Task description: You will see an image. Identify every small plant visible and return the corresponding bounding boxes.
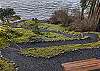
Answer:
[0,57,16,71]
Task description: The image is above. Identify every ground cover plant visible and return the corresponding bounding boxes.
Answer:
[20,40,100,58]
[0,26,12,49]
[17,20,90,42]
[0,25,37,49]
[0,57,15,71]
[34,32,90,41]
[17,20,69,33]
[11,28,36,43]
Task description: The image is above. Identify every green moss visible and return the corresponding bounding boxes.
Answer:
[21,41,100,58]
[0,58,16,71]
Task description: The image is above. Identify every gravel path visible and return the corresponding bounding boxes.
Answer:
[1,47,100,71]
[10,33,98,49]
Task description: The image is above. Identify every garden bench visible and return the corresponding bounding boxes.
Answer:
[62,58,100,71]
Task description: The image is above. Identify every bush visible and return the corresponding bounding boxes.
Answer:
[49,9,72,26]
[69,18,97,32]
[12,28,36,43]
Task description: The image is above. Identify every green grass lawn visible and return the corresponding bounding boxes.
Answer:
[20,41,100,58]
[0,58,16,71]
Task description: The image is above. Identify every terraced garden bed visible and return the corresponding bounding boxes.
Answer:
[1,20,100,71]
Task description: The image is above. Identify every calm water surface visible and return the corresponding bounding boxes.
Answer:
[0,0,79,20]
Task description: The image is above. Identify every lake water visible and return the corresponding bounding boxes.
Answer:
[0,0,79,20]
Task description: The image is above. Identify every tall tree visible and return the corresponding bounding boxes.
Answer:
[80,0,88,19]
[80,0,99,18]
[80,0,100,23]
[0,8,5,23]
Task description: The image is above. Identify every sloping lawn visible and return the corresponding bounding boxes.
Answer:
[20,41,100,58]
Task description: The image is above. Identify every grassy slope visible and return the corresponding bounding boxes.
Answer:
[0,20,99,58]
[17,20,69,33]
